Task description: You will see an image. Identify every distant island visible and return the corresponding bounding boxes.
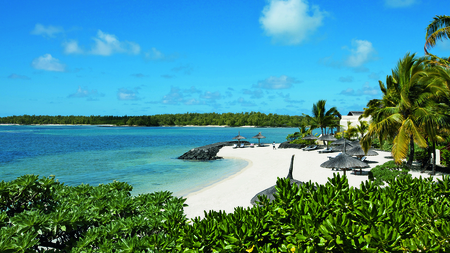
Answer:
[0,112,307,127]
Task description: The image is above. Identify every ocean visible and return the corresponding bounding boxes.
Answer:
[0,125,300,196]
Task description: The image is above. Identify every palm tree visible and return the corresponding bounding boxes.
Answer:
[356,120,369,140]
[303,100,340,136]
[420,65,450,173]
[361,53,442,166]
[424,15,450,67]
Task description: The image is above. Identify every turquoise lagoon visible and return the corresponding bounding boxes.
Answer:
[0,125,299,196]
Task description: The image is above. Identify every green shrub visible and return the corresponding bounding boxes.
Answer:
[371,138,381,148]
[290,138,310,145]
[3,174,450,252]
[369,160,411,186]
[441,149,450,166]
[0,175,187,252]
[381,141,393,151]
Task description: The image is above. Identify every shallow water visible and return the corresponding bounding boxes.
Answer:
[0,125,299,196]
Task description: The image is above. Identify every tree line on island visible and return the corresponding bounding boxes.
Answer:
[0,112,308,127]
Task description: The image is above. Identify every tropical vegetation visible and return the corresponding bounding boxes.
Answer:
[360,52,450,173]
[303,100,340,135]
[2,174,450,252]
[0,112,306,127]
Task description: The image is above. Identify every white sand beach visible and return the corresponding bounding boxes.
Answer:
[183,144,442,219]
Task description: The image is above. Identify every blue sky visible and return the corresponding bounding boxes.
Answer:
[2,0,449,117]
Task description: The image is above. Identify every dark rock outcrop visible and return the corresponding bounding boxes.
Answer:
[178,141,249,160]
[277,141,307,149]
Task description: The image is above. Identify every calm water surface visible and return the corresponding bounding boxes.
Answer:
[0,125,297,196]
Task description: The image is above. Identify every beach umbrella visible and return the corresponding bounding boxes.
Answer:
[302,135,318,140]
[346,145,379,160]
[302,135,318,145]
[320,153,369,175]
[232,131,246,146]
[331,138,352,146]
[318,134,337,148]
[252,132,266,146]
[250,155,307,205]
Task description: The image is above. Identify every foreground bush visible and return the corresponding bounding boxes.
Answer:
[1,174,450,252]
[0,175,187,252]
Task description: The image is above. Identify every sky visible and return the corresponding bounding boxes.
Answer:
[2,0,450,117]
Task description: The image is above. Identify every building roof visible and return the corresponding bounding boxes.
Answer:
[347,111,364,116]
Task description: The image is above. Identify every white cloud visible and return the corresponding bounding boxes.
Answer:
[31,23,63,38]
[384,0,418,8]
[340,82,379,96]
[131,73,147,78]
[8,74,30,80]
[345,40,377,67]
[162,87,184,105]
[117,88,140,100]
[63,40,83,54]
[145,47,179,61]
[235,97,256,107]
[159,86,221,106]
[201,91,221,100]
[171,64,193,75]
[91,30,140,56]
[338,76,354,82]
[259,0,326,44]
[253,75,300,89]
[68,86,105,100]
[31,54,66,72]
[243,89,264,99]
[278,92,305,104]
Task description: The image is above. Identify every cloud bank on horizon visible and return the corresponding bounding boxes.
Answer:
[1,0,448,117]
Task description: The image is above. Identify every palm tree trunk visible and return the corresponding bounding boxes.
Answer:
[406,135,415,167]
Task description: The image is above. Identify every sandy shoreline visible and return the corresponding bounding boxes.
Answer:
[183,144,443,219]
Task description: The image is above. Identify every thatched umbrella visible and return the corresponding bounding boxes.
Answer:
[346,145,379,160]
[250,155,306,204]
[318,134,337,148]
[252,132,266,146]
[302,135,318,145]
[320,153,369,175]
[232,131,246,146]
[332,138,352,146]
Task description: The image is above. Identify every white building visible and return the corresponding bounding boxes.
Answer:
[339,111,371,131]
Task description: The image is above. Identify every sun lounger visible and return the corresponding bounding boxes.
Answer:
[361,156,367,162]
[319,147,333,153]
[327,152,342,160]
[302,145,314,151]
[233,144,237,149]
[240,143,245,148]
[250,143,254,148]
[304,145,318,151]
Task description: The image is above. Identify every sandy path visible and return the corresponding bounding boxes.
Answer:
[183,144,438,219]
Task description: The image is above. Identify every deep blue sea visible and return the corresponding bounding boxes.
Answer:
[0,125,300,196]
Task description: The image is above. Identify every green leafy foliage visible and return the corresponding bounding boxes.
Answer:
[0,175,187,252]
[441,149,450,166]
[2,174,450,252]
[368,161,411,186]
[0,112,305,127]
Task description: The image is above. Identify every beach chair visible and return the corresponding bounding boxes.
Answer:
[233,144,237,149]
[305,145,318,151]
[327,152,342,160]
[319,147,333,153]
[302,145,313,151]
[361,156,367,162]
[250,143,254,148]
[240,143,245,148]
